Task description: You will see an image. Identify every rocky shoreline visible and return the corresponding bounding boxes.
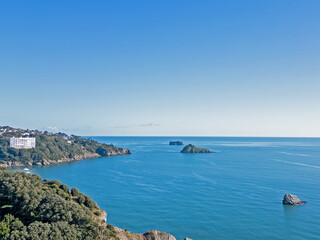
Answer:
[94,203,178,240]
[0,149,131,168]
[114,227,176,240]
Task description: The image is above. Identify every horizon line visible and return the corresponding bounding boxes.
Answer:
[82,135,320,138]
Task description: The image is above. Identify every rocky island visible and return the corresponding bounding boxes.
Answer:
[169,141,184,145]
[180,144,213,153]
[0,167,176,240]
[282,194,306,205]
[0,126,131,167]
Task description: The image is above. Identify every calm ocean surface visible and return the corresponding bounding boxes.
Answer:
[13,137,320,240]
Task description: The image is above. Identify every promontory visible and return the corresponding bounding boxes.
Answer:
[0,167,176,240]
[180,144,213,153]
[0,126,131,167]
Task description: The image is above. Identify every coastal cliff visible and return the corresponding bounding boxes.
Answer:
[0,168,176,240]
[0,126,131,167]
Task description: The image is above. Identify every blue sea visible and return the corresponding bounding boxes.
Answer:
[13,137,320,239]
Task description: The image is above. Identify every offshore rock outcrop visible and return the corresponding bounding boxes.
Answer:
[283,194,306,205]
[169,141,184,145]
[180,144,213,153]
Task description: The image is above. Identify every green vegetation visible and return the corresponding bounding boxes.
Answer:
[0,167,119,240]
[0,126,131,166]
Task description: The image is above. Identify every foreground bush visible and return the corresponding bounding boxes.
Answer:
[0,167,118,240]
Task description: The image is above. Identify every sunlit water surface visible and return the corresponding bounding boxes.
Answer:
[13,137,320,240]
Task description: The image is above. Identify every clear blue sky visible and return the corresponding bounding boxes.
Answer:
[1,0,319,136]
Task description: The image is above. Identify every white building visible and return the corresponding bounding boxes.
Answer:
[10,137,36,149]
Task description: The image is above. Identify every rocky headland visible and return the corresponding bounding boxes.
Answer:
[0,168,177,240]
[0,126,132,167]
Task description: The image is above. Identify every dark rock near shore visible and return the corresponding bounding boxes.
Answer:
[144,230,176,240]
[181,144,213,153]
[283,194,306,205]
[169,141,184,145]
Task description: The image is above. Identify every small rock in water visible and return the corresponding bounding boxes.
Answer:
[282,194,306,205]
[184,238,193,240]
[169,141,184,145]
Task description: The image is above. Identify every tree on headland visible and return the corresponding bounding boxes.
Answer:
[71,187,80,197]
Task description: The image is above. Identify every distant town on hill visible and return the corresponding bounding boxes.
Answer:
[0,126,131,167]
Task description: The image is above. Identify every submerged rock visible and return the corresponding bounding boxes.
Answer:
[180,144,213,153]
[283,194,306,205]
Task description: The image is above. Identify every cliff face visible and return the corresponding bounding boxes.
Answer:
[99,210,108,224]
[180,144,213,153]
